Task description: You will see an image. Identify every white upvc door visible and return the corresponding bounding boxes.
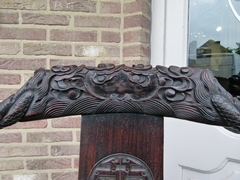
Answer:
[151,0,240,180]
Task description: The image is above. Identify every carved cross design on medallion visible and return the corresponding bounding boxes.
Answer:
[88,153,154,180]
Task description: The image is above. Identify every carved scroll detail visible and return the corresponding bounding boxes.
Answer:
[0,64,240,130]
[88,153,154,180]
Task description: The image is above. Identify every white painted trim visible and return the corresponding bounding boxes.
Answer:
[150,0,166,66]
[151,1,190,180]
[216,126,240,139]
[228,0,240,22]
[151,0,189,67]
[151,1,240,180]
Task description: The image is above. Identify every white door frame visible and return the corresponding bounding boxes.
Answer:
[151,0,189,67]
[151,1,240,179]
[151,1,190,179]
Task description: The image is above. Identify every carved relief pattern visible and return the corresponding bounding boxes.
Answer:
[181,158,240,180]
[88,153,154,180]
[0,64,240,131]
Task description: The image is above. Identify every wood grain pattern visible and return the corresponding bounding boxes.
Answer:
[78,113,163,180]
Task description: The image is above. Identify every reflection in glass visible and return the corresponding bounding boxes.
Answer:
[188,0,240,96]
[228,0,240,22]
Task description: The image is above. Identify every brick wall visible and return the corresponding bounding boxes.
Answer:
[0,0,151,179]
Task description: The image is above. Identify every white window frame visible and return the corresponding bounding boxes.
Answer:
[151,0,189,67]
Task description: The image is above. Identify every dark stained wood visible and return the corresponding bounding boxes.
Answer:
[1,64,240,178]
[78,113,164,180]
[1,64,239,132]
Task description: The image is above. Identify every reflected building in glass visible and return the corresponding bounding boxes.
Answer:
[188,0,240,96]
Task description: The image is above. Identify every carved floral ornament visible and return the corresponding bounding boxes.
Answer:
[0,63,240,131]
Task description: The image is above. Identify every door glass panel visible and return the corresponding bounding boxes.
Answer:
[188,0,240,97]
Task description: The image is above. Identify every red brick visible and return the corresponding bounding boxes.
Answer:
[0,42,20,55]
[124,0,150,15]
[124,30,150,43]
[142,15,151,30]
[26,158,71,170]
[99,59,121,65]
[51,145,79,156]
[106,46,121,57]
[0,145,48,157]
[0,12,19,24]
[0,132,22,143]
[50,0,96,12]
[123,59,149,66]
[75,45,120,57]
[0,58,46,70]
[0,160,23,171]
[74,157,79,168]
[23,43,72,56]
[124,15,150,29]
[123,44,149,57]
[0,74,21,85]
[0,0,47,10]
[22,13,70,25]
[101,31,121,43]
[0,27,46,40]
[75,45,104,57]
[0,88,18,100]
[6,120,48,129]
[23,73,34,83]
[2,173,48,180]
[50,59,95,67]
[52,116,81,128]
[27,131,72,143]
[51,171,78,180]
[76,131,80,142]
[75,16,121,28]
[50,29,97,42]
[124,15,141,28]
[100,2,121,14]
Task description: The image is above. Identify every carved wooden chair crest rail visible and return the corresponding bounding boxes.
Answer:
[1,63,240,179]
[0,63,239,131]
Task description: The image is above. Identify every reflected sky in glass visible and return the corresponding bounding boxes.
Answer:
[188,0,240,49]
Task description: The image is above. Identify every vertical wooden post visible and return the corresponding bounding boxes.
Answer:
[78,113,164,180]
